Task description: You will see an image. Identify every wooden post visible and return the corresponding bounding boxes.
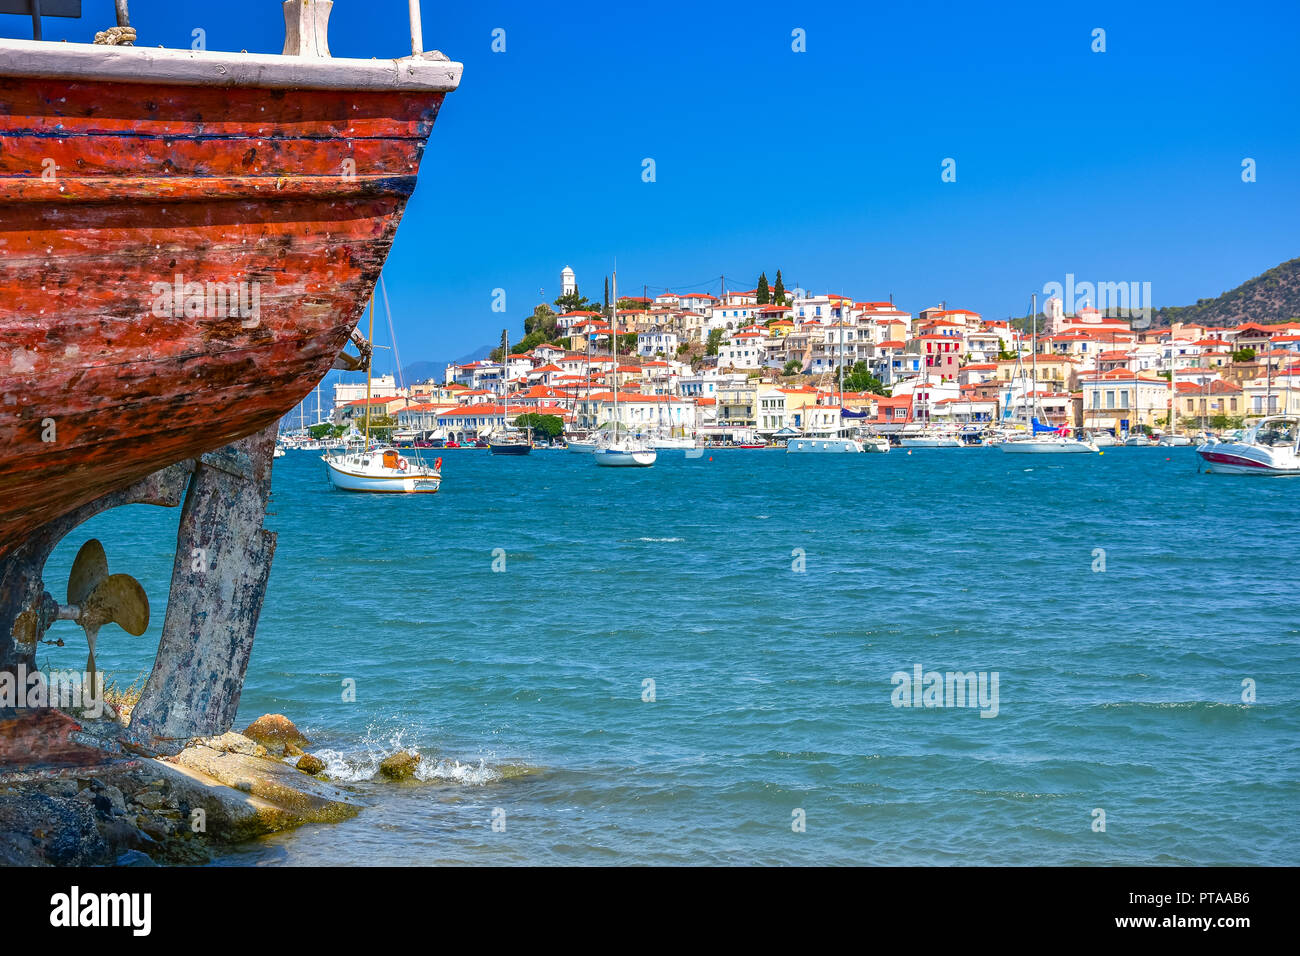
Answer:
[409,0,424,55]
[282,0,333,58]
[128,426,278,749]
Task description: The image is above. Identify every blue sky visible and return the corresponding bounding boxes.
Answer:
[9,0,1299,369]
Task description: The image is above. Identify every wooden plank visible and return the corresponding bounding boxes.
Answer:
[128,426,277,746]
[0,39,462,92]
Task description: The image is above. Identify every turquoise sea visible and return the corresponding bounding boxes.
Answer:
[39,445,1300,865]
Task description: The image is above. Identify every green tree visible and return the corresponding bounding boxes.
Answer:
[603,276,610,316]
[514,413,564,439]
[309,423,347,439]
[782,358,803,376]
[841,361,887,394]
[757,272,770,305]
[365,414,396,442]
[773,270,786,306]
[706,328,723,356]
[523,303,557,338]
[1231,347,1256,362]
[554,288,599,315]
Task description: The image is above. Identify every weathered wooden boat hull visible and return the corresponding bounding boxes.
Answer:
[0,48,458,557]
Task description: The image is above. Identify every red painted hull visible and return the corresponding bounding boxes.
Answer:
[0,74,449,556]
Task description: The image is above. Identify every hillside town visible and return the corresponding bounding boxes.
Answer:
[326,268,1300,445]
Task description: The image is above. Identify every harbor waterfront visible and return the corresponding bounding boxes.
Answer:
[40,446,1299,866]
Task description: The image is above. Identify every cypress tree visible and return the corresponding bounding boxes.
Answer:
[773,270,786,306]
[757,272,770,305]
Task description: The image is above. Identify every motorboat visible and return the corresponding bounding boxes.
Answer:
[787,435,865,453]
[1123,433,1154,446]
[862,435,891,453]
[1197,416,1300,475]
[1157,434,1193,446]
[324,446,442,492]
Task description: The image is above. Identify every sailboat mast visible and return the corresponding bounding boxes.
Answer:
[501,328,510,437]
[1031,293,1038,427]
[612,270,619,438]
[364,294,374,447]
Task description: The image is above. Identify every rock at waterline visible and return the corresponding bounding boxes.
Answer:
[296,754,325,775]
[241,714,310,756]
[190,731,270,759]
[172,746,359,827]
[377,751,421,781]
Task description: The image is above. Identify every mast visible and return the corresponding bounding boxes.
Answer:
[500,328,510,439]
[612,271,619,440]
[1265,334,1274,415]
[1168,342,1176,438]
[364,294,374,448]
[1031,293,1038,427]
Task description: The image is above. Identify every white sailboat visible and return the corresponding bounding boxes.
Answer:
[594,270,657,468]
[900,429,963,448]
[323,289,443,493]
[1000,294,1097,455]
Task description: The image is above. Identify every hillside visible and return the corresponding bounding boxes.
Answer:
[401,345,493,384]
[1152,256,1300,328]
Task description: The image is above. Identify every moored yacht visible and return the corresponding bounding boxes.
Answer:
[324,445,442,492]
[1000,434,1098,454]
[594,437,657,467]
[787,432,865,453]
[591,271,656,468]
[1197,416,1300,475]
[900,430,963,448]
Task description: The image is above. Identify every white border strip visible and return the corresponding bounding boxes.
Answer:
[0,39,462,92]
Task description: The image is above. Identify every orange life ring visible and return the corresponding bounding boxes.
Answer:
[434,457,443,471]
[398,458,409,472]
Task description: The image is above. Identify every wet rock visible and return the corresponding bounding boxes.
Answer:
[296,754,325,775]
[284,742,305,757]
[241,714,309,756]
[170,747,359,835]
[378,751,421,781]
[192,732,270,758]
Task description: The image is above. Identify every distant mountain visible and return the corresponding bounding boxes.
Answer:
[401,344,493,384]
[1152,256,1300,328]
